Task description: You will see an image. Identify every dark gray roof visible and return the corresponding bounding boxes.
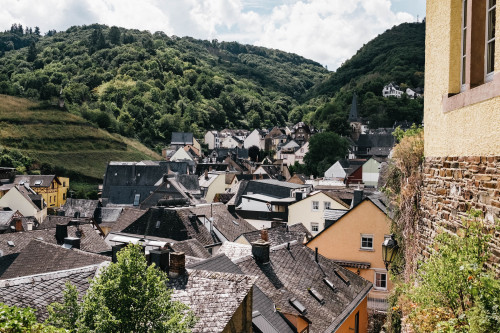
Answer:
[233,179,310,206]
[187,254,294,333]
[168,269,256,333]
[0,211,18,229]
[239,224,311,247]
[171,132,193,145]
[99,208,147,233]
[234,243,372,333]
[37,216,93,230]
[0,224,111,277]
[170,239,211,259]
[13,175,59,188]
[0,264,103,320]
[99,207,124,223]
[1,239,110,279]
[356,133,395,149]
[121,207,221,247]
[338,159,366,176]
[60,198,99,218]
[187,203,256,242]
[101,161,189,205]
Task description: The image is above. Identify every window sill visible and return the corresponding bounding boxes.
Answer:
[359,248,374,252]
[443,72,500,113]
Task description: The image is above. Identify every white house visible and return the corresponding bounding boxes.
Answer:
[362,157,382,187]
[293,142,309,165]
[220,136,243,149]
[324,161,346,181]
[382,83,403,98]
[169,147,194,163]
[0,186,46,222]
[204,131,220,150]
[243,129,265,150]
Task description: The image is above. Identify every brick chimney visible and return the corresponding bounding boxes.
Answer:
[169,252,185,278]
[251,239,270,264]
[14,219,23,232]
[204,169,209,180]
[260,229,269,242]
[56,224,68,245]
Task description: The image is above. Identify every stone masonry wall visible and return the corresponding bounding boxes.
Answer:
[420,156,500,273]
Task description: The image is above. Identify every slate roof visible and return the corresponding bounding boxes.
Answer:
[238,224,312,247]
[0,224,111,277]
[233,179,310,206]
[37,216,93,230]
[101,161,189,205]
[59,198,99,218]
[338,159,366,177]
[1,239,110,279]
[324,209,348,222]
[121,207,221,247]
[170,239,211,259]
[0,264,104,320]
[169,269,256,333]
[0,211,18,230]
[187,254,294,333]
[14,175,60,188]
[99,208,147,233]
[321,191,351,209]
[217,242,252,261]
[356,134,395,149]
[171,132,193,145]
[234,243,372,333]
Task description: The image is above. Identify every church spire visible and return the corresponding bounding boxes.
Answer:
[348,93,359,122]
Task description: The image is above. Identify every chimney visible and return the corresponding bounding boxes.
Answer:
[26,221,33,231]
[64,237,81,249]
[251,240,270,264]
[352,189,363,208]
[149,249,170,272]
[169,252,186,278]
[14,219,23,232]
[55,224,68,245]
[260,229,269,242]
[315,247,319,263]
[204,169,209,180]
[112,243,127,263]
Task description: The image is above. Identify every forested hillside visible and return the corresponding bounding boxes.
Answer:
[0,21,425,150]
[0,24,327,151]
[293,22,425,132]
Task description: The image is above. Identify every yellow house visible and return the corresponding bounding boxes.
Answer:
[421,1,500,267]
[199,172,226,203]
[288,191,349,235]
[306,196,392,308]
[14,175,69,208]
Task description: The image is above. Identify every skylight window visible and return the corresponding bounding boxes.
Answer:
[133,194,140,206]
[289,298,307,314]
[323,278,337,291]
[308,288,325,305]
[335,269,350,285]
[34,180,42,186]
[7,241,14,247]
[232,220,239,225]
[156,220,161,229]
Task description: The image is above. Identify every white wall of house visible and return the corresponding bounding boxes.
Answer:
[204,131,219,150]
[324,161,346,180]
[170,147,193,162]
[244,130,264,150]
[0,187,46,222]
[294,142,308,164]
[288,192,348,235]
[221,136,241,149]
[362,158,381,187]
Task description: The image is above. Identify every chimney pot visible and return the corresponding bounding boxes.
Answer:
[260,229,269,242]
[169,252,186,278]
[14,219,23,232]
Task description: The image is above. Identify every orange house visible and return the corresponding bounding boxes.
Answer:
[306,195,392,310]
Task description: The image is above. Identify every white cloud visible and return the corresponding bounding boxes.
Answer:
[0,0,416,70]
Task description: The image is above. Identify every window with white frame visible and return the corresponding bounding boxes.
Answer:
[312,201,319,211]
[360,234,373,250]
[486,0,496,81]
[311,222,319,232]
[324,201,331,210]
[374,271,388,290]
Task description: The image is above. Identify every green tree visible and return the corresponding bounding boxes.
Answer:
[48,244,196,332]
[0,303,65,332]
[108,26,121,45]
[27,41,37,62]
[400,210,500,332]
[303,132,348,176]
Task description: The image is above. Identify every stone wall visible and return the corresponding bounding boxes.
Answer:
[420,156,500,272]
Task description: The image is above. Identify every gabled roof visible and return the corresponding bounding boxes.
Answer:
[238,224,312,246]
[171,132,193,145]
[0,224,111,277]
[187,254,295,333]
[234,243,372,332]
[10,185,42,212]
[0,264,104,320]
[170,239,211,259]
[338,159,366,176]
[299,191,350,209]
[281,140,300,150]
[169,269,256,333]
[14,175,60,188]
[0,211,18,228]
[37,216,93,230]
[1,239,110,279]
[60,198,99,218]
[356,133,395,149]
[99,207,147,233]
[121,206,221,247]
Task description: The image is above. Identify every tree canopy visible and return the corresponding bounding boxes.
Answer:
[303,131,348,176]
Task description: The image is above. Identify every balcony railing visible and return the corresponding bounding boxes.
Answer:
[367,297,389,311]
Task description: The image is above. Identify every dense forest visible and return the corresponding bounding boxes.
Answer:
[0,21,425,151]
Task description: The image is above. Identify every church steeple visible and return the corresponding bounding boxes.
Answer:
[348,93,359,122]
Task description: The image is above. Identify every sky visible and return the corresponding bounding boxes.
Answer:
[0,0,426,70]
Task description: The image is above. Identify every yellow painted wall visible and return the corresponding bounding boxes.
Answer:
[336,297,368,333]
[288,192,348,234]
[58,177,69,207]
[425,0,500,157]
[306,200,392,295]
[204,174,226,203]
